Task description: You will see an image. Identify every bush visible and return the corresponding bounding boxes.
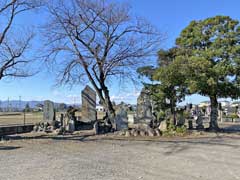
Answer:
[176,126,187,134]
[162,124,188,137]
[183,111,191,119]
[229,113,239,119]
[157,111,166,121]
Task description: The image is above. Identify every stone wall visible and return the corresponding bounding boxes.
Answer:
[0,124,34,137]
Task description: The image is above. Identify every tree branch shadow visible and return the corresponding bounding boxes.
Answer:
[3,130,240,156]
[0,146,21,150]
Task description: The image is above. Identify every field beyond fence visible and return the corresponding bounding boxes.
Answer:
[0,112,43,126]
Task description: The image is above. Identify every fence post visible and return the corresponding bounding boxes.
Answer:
[24,109,26,126]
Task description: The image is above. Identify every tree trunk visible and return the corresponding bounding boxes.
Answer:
[170,99,176,126]
[82,64,116,129]
[209,95,220,131]
[102,85,116,130]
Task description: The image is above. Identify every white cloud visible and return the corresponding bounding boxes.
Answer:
[110,91,140,104]
[50,89,81,104]
[52,90,61,96]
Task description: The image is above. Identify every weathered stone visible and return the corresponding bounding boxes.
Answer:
[43,100,55,122]
[131,123,150,131]
[130,129,136,136]
[147,128,155,137]
[115,106,128,131]
[139,130,146,137]
[177,110,185,126]
[159,120,167,132]
[51,120,59,130]
[119,131,126,136]
[188,120,193,130]
[81,85,97,122]
[125,130,130,137]
[104,125,112,133]
[136,88,152,122]
[127,114,135,125]
[133,130,139,137]
[66,119,75,132]
[33,125,38,132]
[155,129,161,136]
[59,126,64,134]
[196,114,204,130]
[55,127,64,135]
[42,122,49,132]
[60,114,64,126]
[93,121,99,135]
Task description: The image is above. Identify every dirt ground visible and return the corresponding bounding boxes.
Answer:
[1,131,240,180]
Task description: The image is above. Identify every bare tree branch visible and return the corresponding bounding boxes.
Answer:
[43,0,164,125]
[0,0,42,80]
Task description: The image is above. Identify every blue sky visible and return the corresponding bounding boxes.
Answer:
[0,0,239,104]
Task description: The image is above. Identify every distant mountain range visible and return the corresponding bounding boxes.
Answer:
[0,100,80,110]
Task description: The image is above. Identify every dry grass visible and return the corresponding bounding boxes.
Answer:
[0,112,43,126]
[0,111,106,126]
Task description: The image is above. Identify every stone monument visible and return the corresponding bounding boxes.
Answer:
[43,100,55,122]
[115,106,128,131]
[81,85,97,122]
[136,88,152,123]
[196,113,204,130]
[177,109,185,126]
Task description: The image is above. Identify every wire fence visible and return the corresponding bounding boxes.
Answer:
[0,96,70,126]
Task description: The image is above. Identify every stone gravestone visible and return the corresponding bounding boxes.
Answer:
[127,114,135,125]
[115,106,128,131]
[136,88,152,123]
[43,100,55,122]
[196,113,204,130]
[177,109,185,126]
[65,119,75,132]
[81,85,97,122]
[64,106,78,132]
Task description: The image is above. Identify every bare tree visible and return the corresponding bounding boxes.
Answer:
[0,0,42,80]
[44,0,163,128]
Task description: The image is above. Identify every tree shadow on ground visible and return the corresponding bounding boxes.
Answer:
[222,124,240,132]
[0,146,21,150]
[6,133,94,142]
[2,131,240,158]
[163,143,190,155]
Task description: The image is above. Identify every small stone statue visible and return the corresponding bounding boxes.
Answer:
[64,106,78,132]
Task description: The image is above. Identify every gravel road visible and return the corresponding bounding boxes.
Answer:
[1,132,240,180]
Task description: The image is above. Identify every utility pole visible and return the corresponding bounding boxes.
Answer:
[74,96,76,108]
[19,96,21,112]
[7,97,10,112]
